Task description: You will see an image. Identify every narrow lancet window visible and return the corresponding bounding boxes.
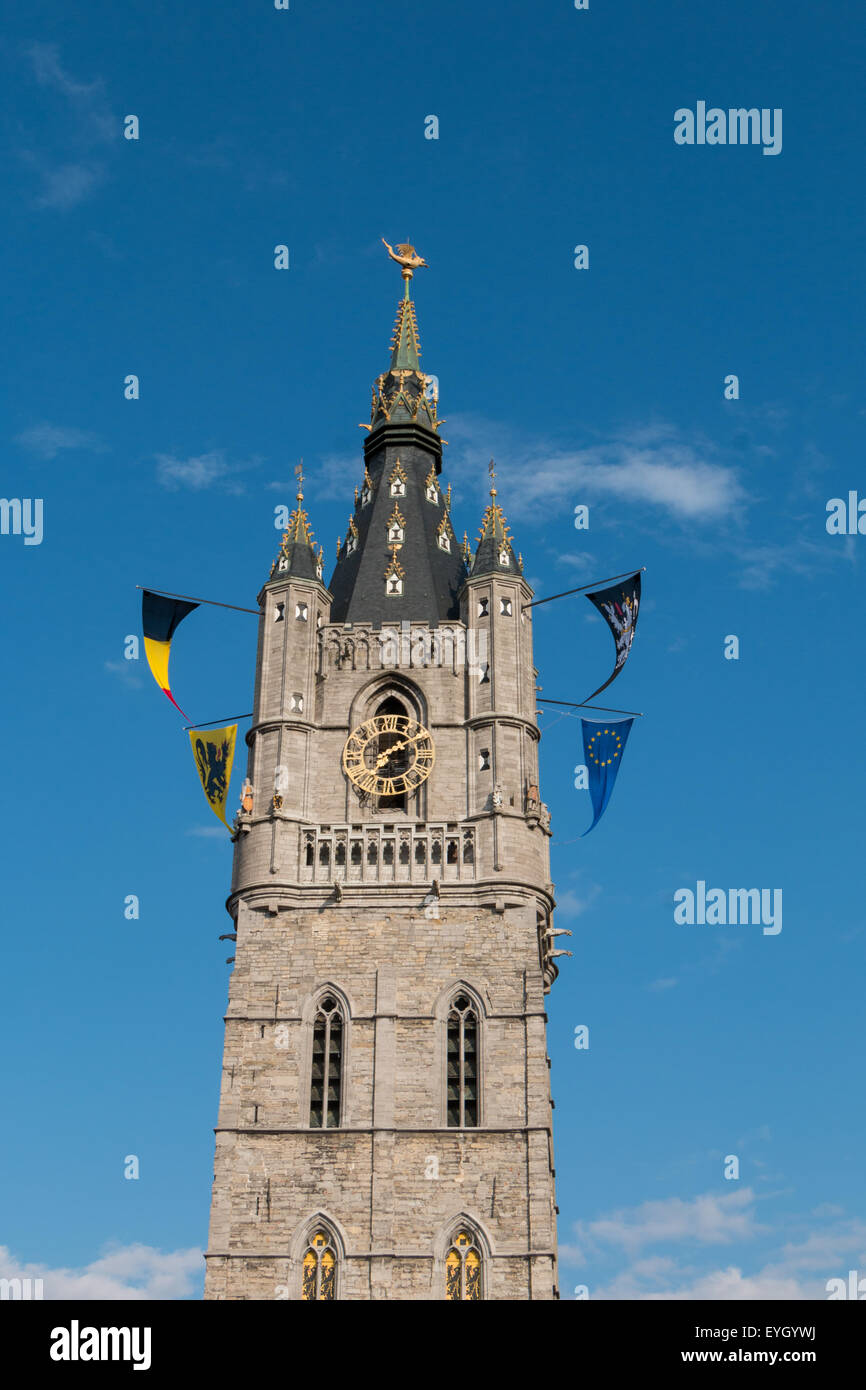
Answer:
[447,995,479,1127]
[310,997,343,1128]
[445,1231,482,1300]
[302,1231,337,1300]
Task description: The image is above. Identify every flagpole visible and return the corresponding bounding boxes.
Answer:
[136,585,260,617]
[537,698,644,717]
[184,713,254,731]
[522,567,645,611]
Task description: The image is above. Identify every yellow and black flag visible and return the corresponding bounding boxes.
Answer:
[189,725,237,828]
[142,589,198,718]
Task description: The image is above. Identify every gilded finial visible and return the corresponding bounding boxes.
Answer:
[295,458,304,503]
[381,238,429,290]
[488,458,497,498]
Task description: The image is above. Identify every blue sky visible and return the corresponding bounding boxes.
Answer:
[1,0,864,1299]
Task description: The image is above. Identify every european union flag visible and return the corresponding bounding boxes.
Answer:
[581,718,634,835]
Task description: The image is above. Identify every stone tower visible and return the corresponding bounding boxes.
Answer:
[204,253,565,1301]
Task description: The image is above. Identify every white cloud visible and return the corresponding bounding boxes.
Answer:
[14,422,104,460]
[593,1263,816,1301]
[155,450,258,493]
[555,553,596,573]
[21,44,114,208]
[581,1188,761,1255]
[447,417,747,524]
[563,1189,866,1301]
[274,451,359,501]
[777,1223,866,1272]
[0,1243,202,1300]
[737,537,855,591]
[554,879,601,921]
[32,160,104,209]
[104,660,142,690]
[26,43,114,143]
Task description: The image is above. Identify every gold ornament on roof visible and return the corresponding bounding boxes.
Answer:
[384,544,405,580]
[381,238,429,282]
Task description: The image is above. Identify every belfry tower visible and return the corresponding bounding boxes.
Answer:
[204,247,564,1301]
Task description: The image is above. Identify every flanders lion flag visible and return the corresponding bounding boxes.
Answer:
[189,725,237,827]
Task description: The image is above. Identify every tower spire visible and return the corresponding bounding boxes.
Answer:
[269,458,324,582]
[365,240,443,439]
[388,283,422,372]
[470,458,521,576]
[328,243,468,626]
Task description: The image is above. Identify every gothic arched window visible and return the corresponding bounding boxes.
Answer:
[445,1231,482,1300]
[374,696,411,812]
[309,996,343,1128]
[302,1231,337,1301]
[447,994,479,1127]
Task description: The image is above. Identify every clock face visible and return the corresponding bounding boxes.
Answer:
[342,714,435,797]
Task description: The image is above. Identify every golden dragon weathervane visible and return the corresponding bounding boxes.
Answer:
[381,238,428,284]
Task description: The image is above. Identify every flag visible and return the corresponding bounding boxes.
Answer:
[582,571,641,703]
[142,590,198,717]
[581,718,633,835]
[189,725,237,828]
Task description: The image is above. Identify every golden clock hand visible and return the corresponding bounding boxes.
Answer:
[374,739,407,769]
[373,734,419,769]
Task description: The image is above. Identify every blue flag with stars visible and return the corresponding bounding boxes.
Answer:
[581,718,634,835]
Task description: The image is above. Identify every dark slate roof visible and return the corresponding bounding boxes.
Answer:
[326,281,470,627]
[470,488,523,580]
[267,493,324,584]
[328,438,468,626]
[320,276,524,623]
